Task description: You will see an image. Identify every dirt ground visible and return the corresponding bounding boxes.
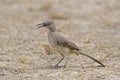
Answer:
[0,0,120,80]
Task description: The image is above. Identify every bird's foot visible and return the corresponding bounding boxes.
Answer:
[53,65,66,69]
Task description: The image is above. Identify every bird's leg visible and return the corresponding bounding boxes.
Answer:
[55,56,64,67]
[63,57,68,68]
[47,55,53,67]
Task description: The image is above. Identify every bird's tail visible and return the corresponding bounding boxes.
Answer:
[79,51,105,67]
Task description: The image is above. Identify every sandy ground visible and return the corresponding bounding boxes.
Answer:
[0,0,120,80]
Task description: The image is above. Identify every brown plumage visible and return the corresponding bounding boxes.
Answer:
[37,20,105,67]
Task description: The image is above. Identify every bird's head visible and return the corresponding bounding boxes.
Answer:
[37,20,54,28]
[37,20,56,32]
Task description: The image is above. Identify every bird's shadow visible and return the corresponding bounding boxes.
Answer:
[69,64,105,70]
[38,64,105,70]
[39,65,66,70]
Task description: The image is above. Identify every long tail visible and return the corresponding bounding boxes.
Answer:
[79,51,105,67]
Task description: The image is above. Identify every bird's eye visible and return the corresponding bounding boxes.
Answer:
[42,23,47,26]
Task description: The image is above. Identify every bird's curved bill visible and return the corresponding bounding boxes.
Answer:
[37,23,44,28]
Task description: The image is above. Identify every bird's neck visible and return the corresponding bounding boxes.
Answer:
[48,24,56,32]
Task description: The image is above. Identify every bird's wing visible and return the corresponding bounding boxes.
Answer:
[53,32,80,50]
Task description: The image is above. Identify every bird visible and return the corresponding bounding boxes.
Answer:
[37,20,105,67]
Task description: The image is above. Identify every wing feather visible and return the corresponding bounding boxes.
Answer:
[53,32,80,50]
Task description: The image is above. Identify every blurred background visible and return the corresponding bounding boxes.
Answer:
[0,0,120,80]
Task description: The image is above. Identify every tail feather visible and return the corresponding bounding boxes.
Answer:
[79,51,105,67]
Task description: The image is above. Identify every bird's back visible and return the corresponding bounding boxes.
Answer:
[48,31,80,50]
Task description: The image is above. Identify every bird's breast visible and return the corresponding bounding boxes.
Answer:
[47,31,58,46]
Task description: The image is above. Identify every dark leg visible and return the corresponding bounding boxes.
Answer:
[64,57,68,68]
[47,55,53,67]
[55,57,64,67]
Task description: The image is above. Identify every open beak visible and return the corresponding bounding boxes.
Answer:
[37,23,44,28]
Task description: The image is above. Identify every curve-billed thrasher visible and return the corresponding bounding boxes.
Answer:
[37,20,105,67]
